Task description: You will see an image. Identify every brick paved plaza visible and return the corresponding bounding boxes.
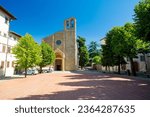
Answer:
[0,71,150,100]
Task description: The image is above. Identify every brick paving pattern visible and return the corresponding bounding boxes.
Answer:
[0,71,150,100]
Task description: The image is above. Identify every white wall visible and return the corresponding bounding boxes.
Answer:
[0,11,9,34]
[0,10,18,77]
[126,54,146,72]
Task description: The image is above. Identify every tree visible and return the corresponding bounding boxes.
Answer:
[136,39,150,72]
[39,41,55,73]
[101,44,115,70]
[136,39,150,54]
[79,46,89,69]
[88,41,100,59]
[12,34,41,77]
[93,56,101,64]
[134,0,150,41]
[105,23,138,76]
[77,36,89,69]
[106,26,127,74]
[77,36,86,53]
[123,23,138,76]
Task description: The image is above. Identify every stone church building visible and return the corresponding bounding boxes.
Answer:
[43,17,78,71]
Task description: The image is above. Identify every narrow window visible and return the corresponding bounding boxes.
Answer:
[0,61,4,69]
[4,33,7,37]
[7,61,10,68]
[0,44,2,52]
[14,37,17,41]
[7,46,11,53]
[5,17,9,24]
[140,55,145,61]
[2,45,6,53]
[12,61,15,67]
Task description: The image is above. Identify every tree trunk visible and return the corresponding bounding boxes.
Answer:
[143,53,147,73]
[118,57,120,74]
[105,66,107,71]
[118,64,120,74]
[25,68,27,78]
[108,66,110,72]
[112,66,114,72]
[40,66,42,73]
[129,57,136,76]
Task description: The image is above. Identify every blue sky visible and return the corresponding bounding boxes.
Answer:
[0,0,140,45]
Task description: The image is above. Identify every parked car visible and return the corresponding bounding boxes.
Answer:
[23,69,39,75]
[42,66,54,73]
[49,66,54,72]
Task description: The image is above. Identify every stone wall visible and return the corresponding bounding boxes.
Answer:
[43,18,78,71]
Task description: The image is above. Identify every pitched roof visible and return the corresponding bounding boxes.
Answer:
[0,6,16,20]
[100,37,106,41]
[9,31,21,38]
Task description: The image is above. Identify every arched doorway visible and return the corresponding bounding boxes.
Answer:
[55,59,62,71]
[55,49,65,71]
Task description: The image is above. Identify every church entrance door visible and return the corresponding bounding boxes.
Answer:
[55,59,62,71]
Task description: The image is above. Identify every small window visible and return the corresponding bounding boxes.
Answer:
[7,61,10,68]
[4,33,7,37]
[0,61,4,69]
[7,46,11,53]
[12,61,15,67]
[140,55,145,61]
[5,17,9,24]
[14,37,17,41]
[9,35,13,39]
[2,45,6,53]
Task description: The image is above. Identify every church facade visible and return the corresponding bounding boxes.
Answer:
[43,17,78,71]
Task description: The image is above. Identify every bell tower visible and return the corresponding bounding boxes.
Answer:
[64,18,76,31]
[64,17,78,70]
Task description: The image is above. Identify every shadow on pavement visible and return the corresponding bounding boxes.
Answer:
[0,76,26,81]
[15,71,150,100]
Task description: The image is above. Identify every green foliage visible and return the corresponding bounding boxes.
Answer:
[134,0,150,41]
[101,44,126,67]
[123,23,138,58]
[12,33,41,77]
[101,44,115,67]
[106,23,138,59]
[92,56,101,64]
[136,39,150,54]
[77,36,89,68]
[100,0,150,75]
[77,36,86,53]
[88,41,100,59]
[79,46,89,68]
[102,23,137,75]
[39,41,55,71]
[106,26,126,57]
